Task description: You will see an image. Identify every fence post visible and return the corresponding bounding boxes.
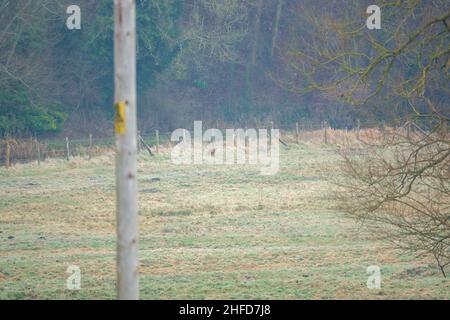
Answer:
[406,121,411,139]
[29,136,33,158]
[323,121,328,144]
[321,121,323,140]
[137,131,141,154]
[245,126,249,154]
[439,119,447,138]
[88,134,93,160]
[269,122,274,146]
[155,130,160,154]
[357,119,360,140]
[5,141,10,168]
[36,139,41,166]
[295,122,300,144]
[65,137,70,161]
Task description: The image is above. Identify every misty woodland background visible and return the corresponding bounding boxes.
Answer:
[1,0,448,138]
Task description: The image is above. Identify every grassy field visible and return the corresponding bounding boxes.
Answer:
[0,142,448,299]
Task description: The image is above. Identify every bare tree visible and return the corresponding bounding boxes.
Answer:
[334,124,449,276]
[275,1,449,118]
[277,0,450,275]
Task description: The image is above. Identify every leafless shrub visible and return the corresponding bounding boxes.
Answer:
[333,122,450,276]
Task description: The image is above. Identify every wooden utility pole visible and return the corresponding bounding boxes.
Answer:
[114,0,139,300]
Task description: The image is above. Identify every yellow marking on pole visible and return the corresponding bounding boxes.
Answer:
[115,101,126,134]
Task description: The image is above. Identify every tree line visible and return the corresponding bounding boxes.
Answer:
[0,0,448,138]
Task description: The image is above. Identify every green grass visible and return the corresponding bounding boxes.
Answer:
[0,144,448,299]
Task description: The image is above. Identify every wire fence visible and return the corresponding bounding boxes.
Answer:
[0,131,173,167]
[0,119,447,168]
